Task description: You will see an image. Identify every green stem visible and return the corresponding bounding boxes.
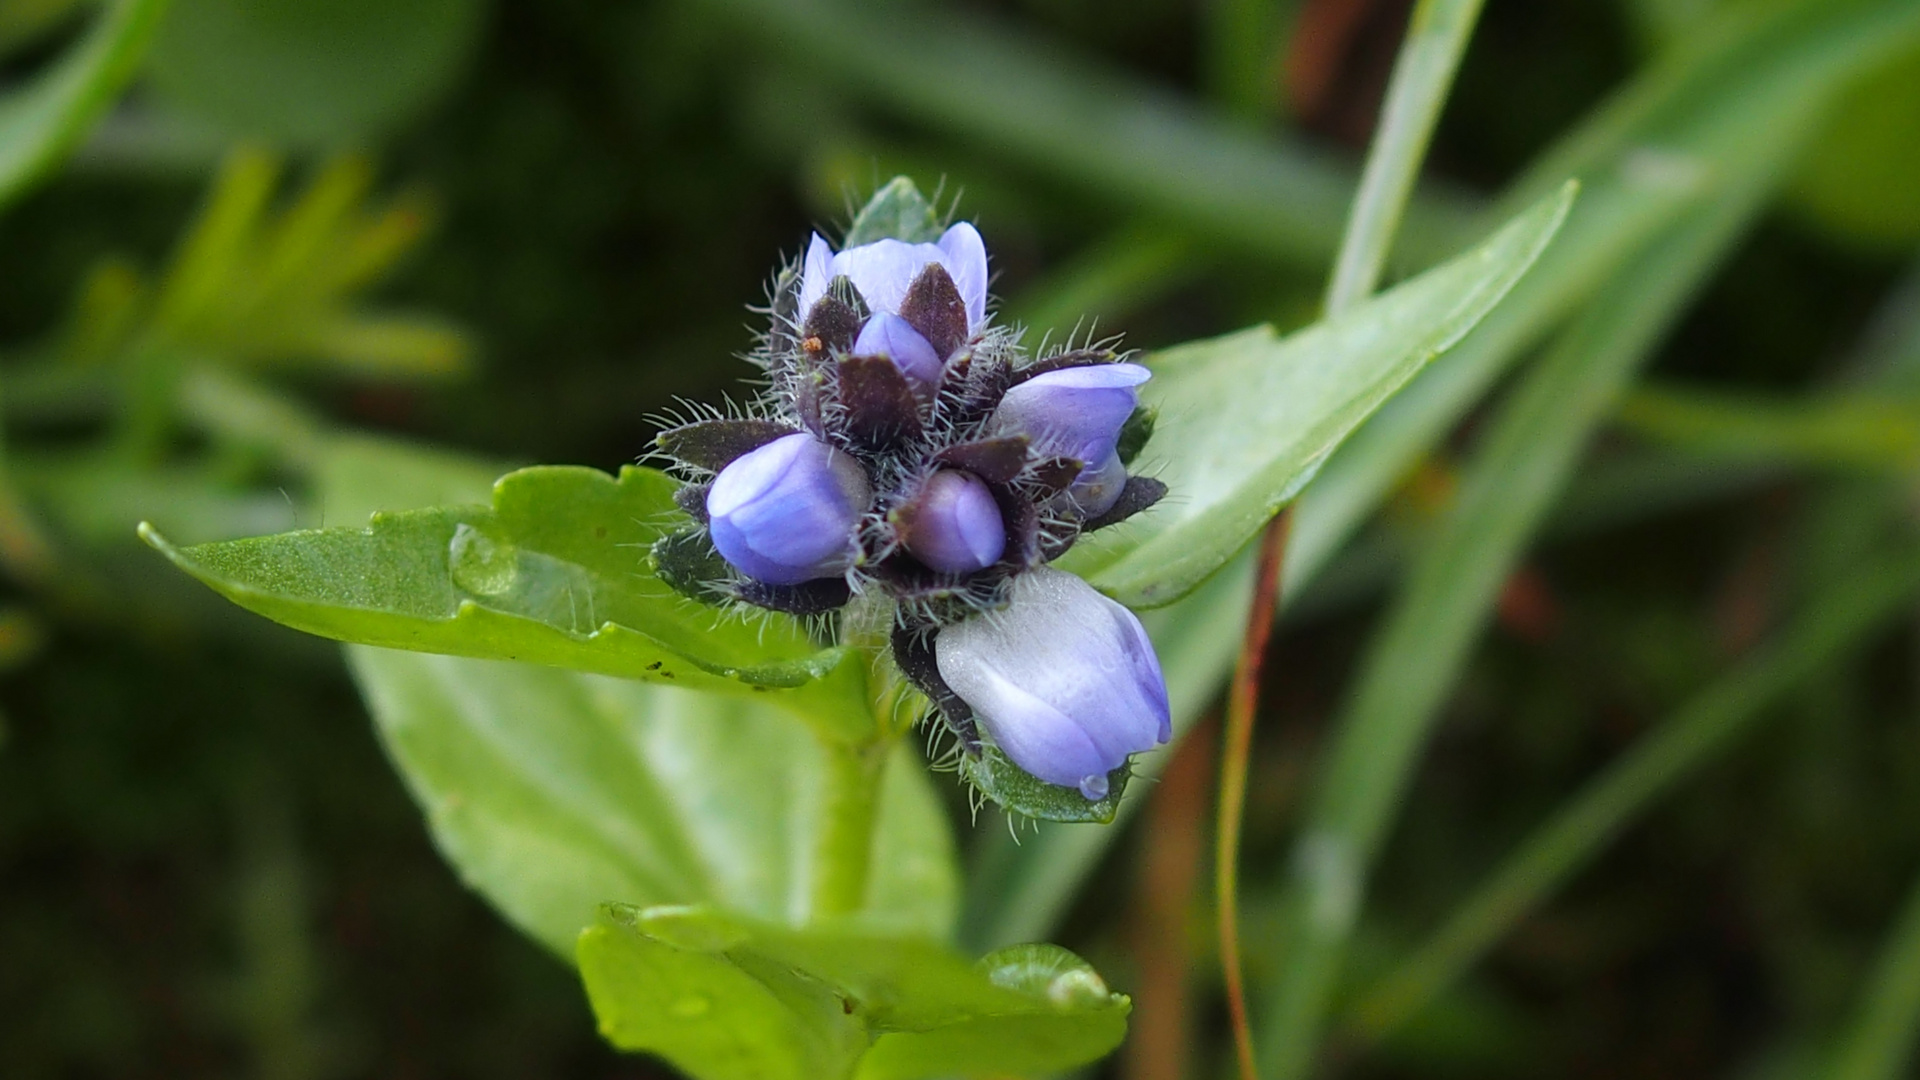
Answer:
[1347,550,1920,1041]
[809,736,889,920]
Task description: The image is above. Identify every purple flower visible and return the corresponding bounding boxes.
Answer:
[853,312,944,384]
[991,362,1150,516]
[935,567,1170,799]
[706,433,872,585]
[898,469,1006,574]
[799,223,989,334]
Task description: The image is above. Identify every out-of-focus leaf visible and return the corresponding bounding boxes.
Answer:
[577,906,1126,1080]
[146,0,488,148]
[141,464,863,708]
[1063,184,1574,609]
[962,0,1920,955]
[0,0,167,213]
[1284,0,1920,599]
[1617,383,1920,469]
[1257,130,1805,1080]
[149,150,471,378]
[1790,42,1920,248]
[698,0,1482,270]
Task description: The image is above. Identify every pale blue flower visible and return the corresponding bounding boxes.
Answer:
[854,311,944,384]
[991,362,1151,515]
[799,222,989,333]
[706,432,871,585]
[936,567,1170,799]
[899,469,1006,574]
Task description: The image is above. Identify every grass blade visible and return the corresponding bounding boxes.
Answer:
[695,0,1482,269]
[1255,144,1802,1080]
[1348,550,1920,1041]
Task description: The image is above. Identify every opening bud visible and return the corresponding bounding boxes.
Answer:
[706,432,871,585]
[935,567,1169,799]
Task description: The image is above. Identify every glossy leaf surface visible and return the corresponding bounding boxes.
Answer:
[1066,183,1573,608]
[578,905,1127,1080]
[143,464,854,702]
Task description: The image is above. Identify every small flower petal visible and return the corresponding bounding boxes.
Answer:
[937,222,989,331]
[936,567,1169,793]
[992,362,1152,466]
[830,239,949,319]
[901,469,1006,574]
[798,233,833,324]
[853,311,945,384]
[707,432,871,585]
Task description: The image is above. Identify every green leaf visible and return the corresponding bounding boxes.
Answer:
[0,0,167,213]
[351,649,957,955]
[842,176,944,246]
[146,0,487,147]
[577,905,1127,1080]
[1065,183,1574,609]
[319,437,957,954]
[141,463,855,702]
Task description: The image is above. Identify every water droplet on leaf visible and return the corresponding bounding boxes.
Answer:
[449,523,517,596]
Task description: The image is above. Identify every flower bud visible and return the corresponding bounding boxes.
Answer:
[853,312,944,384]
[798,223,989,333]
[936,567,1169,799]
[898,469,1006,574]
[1063,452,1130,517]
[706,432,872,585]
[992,363,1150,472]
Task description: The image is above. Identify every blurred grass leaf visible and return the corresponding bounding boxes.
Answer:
[1065,183,1574,609]
[1617,382,1920,470]
[146,0,487,148]
[700,0,1481,270]
[578,906,1127,1080]
[1790,42,1920,248]
[141,464,865,710]
[0,0,167,213]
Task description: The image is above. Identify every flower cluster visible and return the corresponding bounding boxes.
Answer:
[652,204,1171,807]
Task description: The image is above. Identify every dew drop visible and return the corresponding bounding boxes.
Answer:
[670,996,710,1018]
[449,523,518,596]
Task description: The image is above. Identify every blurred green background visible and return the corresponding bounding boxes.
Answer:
[2,0,1919,1077]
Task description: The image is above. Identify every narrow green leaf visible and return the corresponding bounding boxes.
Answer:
[1348,550,1920,1042]
[577,906,1127,1080]
[1284,0,1920,599]
[142,464,850,699]
[0,0,166,214]
[1324,0,1490,315]
[1068,183,1574,609]
[1823,861,1920,1080]
[960,0,1920,954]
[695,0,1481,269]
[1258,139,1802,1080]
